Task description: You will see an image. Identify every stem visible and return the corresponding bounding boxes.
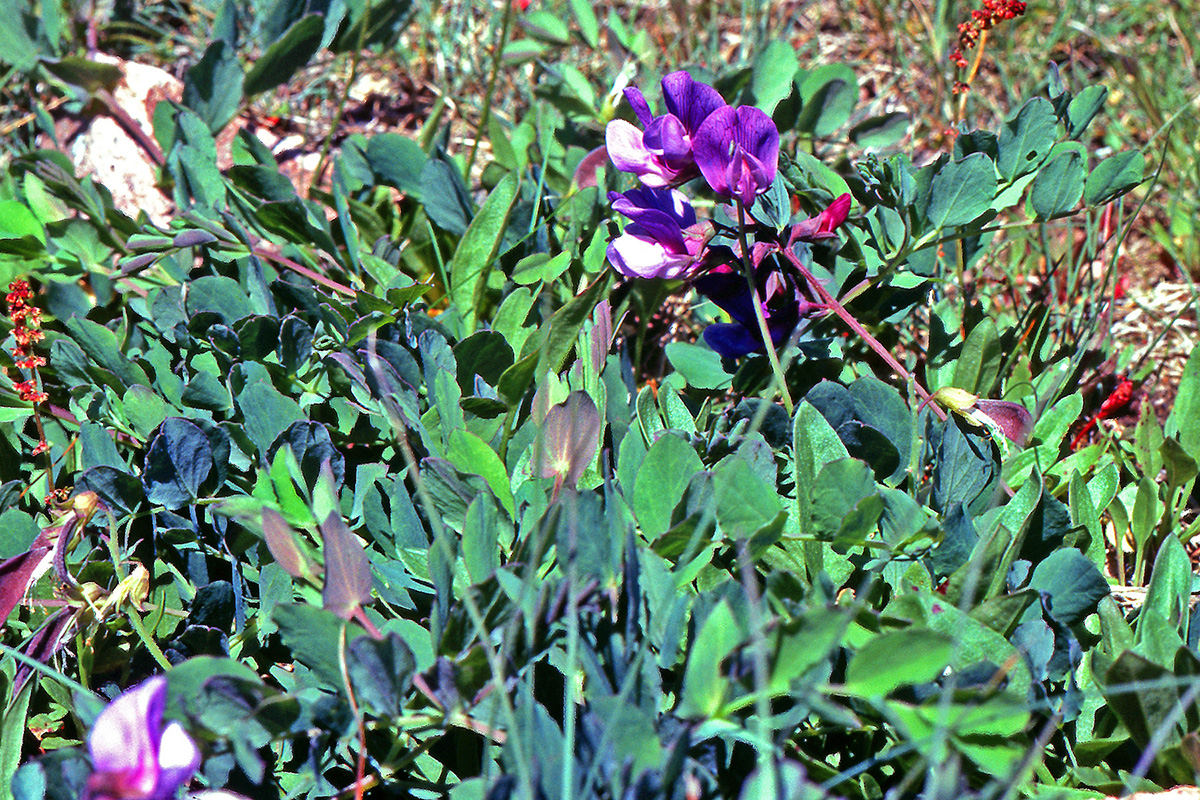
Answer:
[311,0,373,197]
[735,200,794,414]
[780,245,944,419]
[466,0,517,181]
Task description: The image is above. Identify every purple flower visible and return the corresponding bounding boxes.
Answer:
[605,71,727,187]
[606,187,712,280]
[692,106,780,206]
[789,193,852,243]
[695,261,821,359]
[86,676,201,800]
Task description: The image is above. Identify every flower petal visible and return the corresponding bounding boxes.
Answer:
[661,71,727,135]
[607,233,694,280]
[155,723,201,800]
[89,677,167,784]
[605,120,673,186]
[693,106,780,201]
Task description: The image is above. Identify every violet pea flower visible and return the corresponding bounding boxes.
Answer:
[788,193,852,244]
[86,676,201,800]
[695,262,821,359]
[605,71,727,187]
[606,187,712,280]
[692,105,780,207]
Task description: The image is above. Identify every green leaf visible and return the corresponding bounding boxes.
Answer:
[511,251,571,286]
[1084,150,1144,206]
[848,111,911,150]
[996,97,1057,181]
[1,680,34,800]
[795,64,857,137]
[462,493,502,583]
[1066,85,1107,138]
[678,601,742,718]
[447,428,515,517]
[567,0,599,47]
[243,14,323,96]
[366,133,428,199]
[713,452,782,538]
[843,629,954,698]
[1027,548,1109,627]
[951,318,1000,394]
[664,341,732,391]
[632,433,703,538]
[182,40,244,133]
[522,10,570,44]
[1103,650,1182,749]
[143,418,214,509]
[1167,343,1200,458]
[925,153,997,229]
[751,39,799,114]
[273,602,366,688]
[449,173,518,329]
[498,273,612,405]
[237,379,306,455]
[64,315,151,389]
[186,275,255,324]
[346,632,415,717]
[0,201,44,244]
[1137,535,1192,664]
[1030,150,1086,220]
[38,56,123,93]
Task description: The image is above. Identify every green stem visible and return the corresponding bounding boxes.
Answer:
[466,0,516,181]
[0,642,95,697]
[735,200,793,414]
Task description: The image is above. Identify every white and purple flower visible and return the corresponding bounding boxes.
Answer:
[85,676,201,800]
[605,71,727,187]
[606,187,713,280]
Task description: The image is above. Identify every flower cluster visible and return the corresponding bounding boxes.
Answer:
[949,0,1027,93]
[7,279,47,405]
[604,72,851,359]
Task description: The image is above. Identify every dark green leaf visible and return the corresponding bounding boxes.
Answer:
[996,97,1057,181]
[926,153,997,229]
[1031,150,1086,220]
[1084,150,1144,206]
[243,15,323,97]
[182,40,244,133]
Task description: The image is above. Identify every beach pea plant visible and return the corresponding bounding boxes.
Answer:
[2,5,1196,800]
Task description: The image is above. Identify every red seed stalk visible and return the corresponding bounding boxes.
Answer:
[6,279,53,469]
[950,0,1027,96]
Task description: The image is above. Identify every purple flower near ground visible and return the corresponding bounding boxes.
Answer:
[86,676,201,800]
[606,187,713,280]
[692,106,780,206]
[605,71,727,187]
[695,261,822,359]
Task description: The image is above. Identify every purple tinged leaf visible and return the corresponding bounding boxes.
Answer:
[539,392,601,489]
[260,506,314,582]
[974,399,1035,447]
[572,145,609,189]
[320,510,373,620]
[589,299,614,375]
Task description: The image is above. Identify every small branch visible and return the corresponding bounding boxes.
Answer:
[780,246,944,419]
